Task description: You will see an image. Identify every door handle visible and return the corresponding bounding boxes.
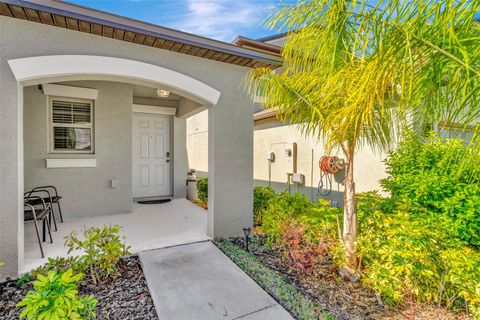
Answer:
[166,152,170,158]
[166,159,170,163]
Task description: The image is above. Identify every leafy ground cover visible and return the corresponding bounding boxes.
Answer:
[248,135,479,319]
[223,236,472,320]
[1,224,157,319]
[0,256,157,320]
[219,237,385,320]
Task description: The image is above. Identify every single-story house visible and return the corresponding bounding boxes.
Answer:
[0,0,282,278]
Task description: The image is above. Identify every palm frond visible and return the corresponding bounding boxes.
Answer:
[247,0,480,153]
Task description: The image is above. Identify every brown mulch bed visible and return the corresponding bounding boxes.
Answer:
[233,236,470,320]
[0,256,158,320]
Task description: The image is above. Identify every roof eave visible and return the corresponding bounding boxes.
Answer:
[0,0,282,67]
[232,36,281,55]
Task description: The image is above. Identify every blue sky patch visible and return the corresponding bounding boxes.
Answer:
[66,0,298,42]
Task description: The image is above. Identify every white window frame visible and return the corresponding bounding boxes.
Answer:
[48,96,95,154]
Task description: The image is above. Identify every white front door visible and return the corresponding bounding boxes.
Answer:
[132,114,171,198]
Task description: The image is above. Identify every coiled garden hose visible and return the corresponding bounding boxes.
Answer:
[318,172,333,196]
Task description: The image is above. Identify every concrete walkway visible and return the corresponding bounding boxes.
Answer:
[139,241,294,320]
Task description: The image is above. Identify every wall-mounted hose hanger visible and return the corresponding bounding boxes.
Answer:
[318,155,345,196]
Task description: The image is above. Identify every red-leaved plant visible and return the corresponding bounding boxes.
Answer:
[278,220,327,274]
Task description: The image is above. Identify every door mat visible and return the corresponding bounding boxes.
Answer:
[137,199,172,204]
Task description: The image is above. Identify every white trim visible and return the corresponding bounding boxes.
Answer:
[43,83,98,100]
[8,55,221,106]
[132,104,177,116]
[45,158,96,168]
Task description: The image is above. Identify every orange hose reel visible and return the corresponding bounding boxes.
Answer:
[319,155,343,174]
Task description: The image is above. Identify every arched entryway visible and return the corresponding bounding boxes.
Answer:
[8,55,220,271]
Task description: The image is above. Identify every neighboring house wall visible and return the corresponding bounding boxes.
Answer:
[253,119,388,206]
[186,109,208,176]
[23,81,134,220]
[187,115,388,206]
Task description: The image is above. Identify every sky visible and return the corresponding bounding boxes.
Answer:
[66,0,299,43]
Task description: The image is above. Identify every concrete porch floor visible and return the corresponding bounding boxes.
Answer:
[22,198,209,274]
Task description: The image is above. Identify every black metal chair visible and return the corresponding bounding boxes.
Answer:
[24,191,55,239]
[24,196,53,258]
[23,189,58,231]
[28,186,64,223]
[24,188,60,232]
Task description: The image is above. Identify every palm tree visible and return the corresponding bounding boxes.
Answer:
[247,0,480,278]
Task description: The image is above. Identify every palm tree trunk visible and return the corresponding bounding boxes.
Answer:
[342,147,358,278]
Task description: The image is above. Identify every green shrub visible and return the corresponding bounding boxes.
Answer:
[381,134,480,247]
[440,247,480,318]
[361,134,480,316]
[253,186,276,226]
[17,269,97,319]
[261,191,314,244]
[215,239,324,320]
[64,225,131,284]
[31,256,87,278]
[261,191,340,246]
[258,187,480,316]
[16,274,32,286]
[259,191,343,272]
[356,192,480,317]
[254,135,480,317]
[197,178,208,205]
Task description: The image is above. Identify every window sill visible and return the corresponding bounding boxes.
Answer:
[45,158,96,168]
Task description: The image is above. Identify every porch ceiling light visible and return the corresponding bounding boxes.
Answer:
[157,89,170,98]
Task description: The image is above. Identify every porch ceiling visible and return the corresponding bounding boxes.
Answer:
[0,0,282,69]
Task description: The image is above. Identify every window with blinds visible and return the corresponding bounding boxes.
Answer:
[49,98,94,153]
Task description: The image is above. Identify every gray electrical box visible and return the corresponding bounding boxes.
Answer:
[292,172,305,185]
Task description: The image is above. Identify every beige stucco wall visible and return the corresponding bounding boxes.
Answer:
[187,116,388,205]
[253,119,388,205]
[187,109,208,176]
[0,15,254,277]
